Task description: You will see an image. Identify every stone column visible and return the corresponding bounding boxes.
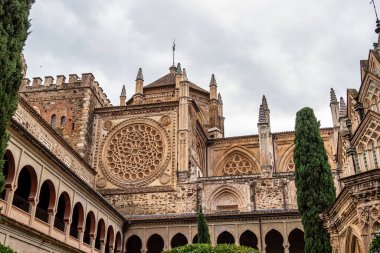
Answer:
[28,197,37,226]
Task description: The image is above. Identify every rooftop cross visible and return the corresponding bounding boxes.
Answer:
[172,39,176,66]
[370,0,380,33]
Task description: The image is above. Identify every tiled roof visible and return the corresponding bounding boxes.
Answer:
[144,72,209,93]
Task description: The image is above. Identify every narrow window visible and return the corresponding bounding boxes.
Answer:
[61,116,66,126]
[51,114,56,126]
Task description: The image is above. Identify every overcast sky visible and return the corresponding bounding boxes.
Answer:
[24,0,378,137]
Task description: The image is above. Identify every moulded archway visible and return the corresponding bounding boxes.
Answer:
[95,218,106,250]
[70,202,84,239]
[265,229,284,253]
[1,150,16,199]
[171,233,188,248]
[12,165,38,213]
[36,180,56,223]
[239,230,258,249]
[83,211,96,245]
[147,234,164,253]
[288,228,305,253]
[345,226,365,253]
[114,231,122,253]
[54,191,71,231]
[126,234,142,253]
[208,185,246,213]
[217,231,235,244]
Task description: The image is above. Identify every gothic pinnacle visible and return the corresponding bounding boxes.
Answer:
[136,68,144,81]
[261,95,269,111]
[120,85,126,97]
[339,97,347,117]
[258,104,266,123]
[330,88,338,104]
[182,68,188,81]
[218,93,223,104]
[210,74,217,86]
[176,63,182,75]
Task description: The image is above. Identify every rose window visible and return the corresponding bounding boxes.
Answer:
[103,120,169,185]
[222,153,257,176]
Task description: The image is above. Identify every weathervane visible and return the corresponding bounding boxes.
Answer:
[370,0,380,33]
[172,39,176,65]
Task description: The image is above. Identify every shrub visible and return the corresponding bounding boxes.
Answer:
[162,243,260,253]
[370,231,380,253]
[0,243,17,253]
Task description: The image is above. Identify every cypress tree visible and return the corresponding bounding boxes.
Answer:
[197,207,211,244]
[293,107,336,253]
[0,0,34,193]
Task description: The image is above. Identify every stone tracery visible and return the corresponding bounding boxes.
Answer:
[102,119,169,186]
[221,153,258,176]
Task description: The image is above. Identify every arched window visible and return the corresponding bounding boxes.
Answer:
[83,211,96,245]
[239,230,258,249]
[114,232,122,253]
[95,219,105,250]
[51,114,56,126]
[171,233,188,248]
[70,202,84,239]
[217,231,235,244]
[288,228,305,253]
[61,116,66,126]
[1,150,16,200]
[54,192,71,231]
[126,235,142,253]
[147,234,164,253]
[12,165,38,213]
[265,229,284,253]
[36,180,56,223]
[105,226,115,253]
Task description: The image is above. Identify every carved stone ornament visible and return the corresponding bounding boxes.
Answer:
[222,153,257,176]
[96,178,107,188]
[159,173,171,185]
[101,118,170,187]
[103,120,113,131]
[160,115,171,126]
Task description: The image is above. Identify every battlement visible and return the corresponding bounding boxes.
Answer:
[21,73,111,106]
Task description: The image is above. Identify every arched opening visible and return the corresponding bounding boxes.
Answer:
[54,192,71,231]
[239,230,258,249]
[61,116,66,126]
[217,231,235,244]
[83,211,96,245]
[70,202,84,239]
[126,235,142,253]
[12,165,37,213]
[171,233,188,248]
[373,222,380,236]
[147,234,164,253]
[288,228,305,253]
[95,218,106,250]
[51,114,56,126]
[1,150,16,199]
[105,225,115,253]
[350,235,364,253]
[35,180,56,223]
[114,232,122,253]
[265,229,284,253]
[192,234,198,244]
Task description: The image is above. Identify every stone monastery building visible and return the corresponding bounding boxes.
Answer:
[0,27,379,253]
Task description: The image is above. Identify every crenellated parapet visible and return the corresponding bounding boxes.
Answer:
[21,73,111,107]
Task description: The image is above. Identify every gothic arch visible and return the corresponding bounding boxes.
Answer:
[344,226,365,253]
[1,150,16,199]
[208,185,247,212]
[277,145,295,173]
[214,146,260,176]
[217,231,235,244]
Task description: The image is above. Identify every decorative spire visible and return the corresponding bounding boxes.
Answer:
[120,85,126,96]
[136,68,143,81]
[181,68,188,81]
[261,95,269,111]
[258,104,266,123]
[330,88,338,104]
[218,93,223,104]
[339,97,347,117]
[210,74,217,86]
[176,63,182,75]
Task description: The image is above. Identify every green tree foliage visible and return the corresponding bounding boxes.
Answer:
[162,243,260,253]
[370,231,380,253]
[293,107,336,253]
[197,208,211,244]
[0,243,17,253]
[0,0,33,193]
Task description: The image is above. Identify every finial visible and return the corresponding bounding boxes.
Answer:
[182,68,188,81]
[120,85,126,96]
[172,39,176,65]
[136,68,144,81]
[218,93,223,104]
[261,95,269,111]
[339,97,347,117]
[370,0,380,33]
[210,74,217,86]
[330,88,338,103]
[176,63,182,75]
[258,104,266,123]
